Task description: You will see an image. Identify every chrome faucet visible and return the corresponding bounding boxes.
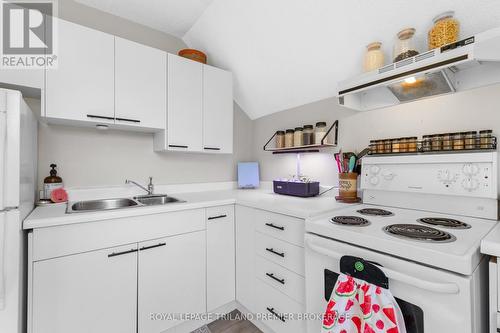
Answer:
[126,177,154,195]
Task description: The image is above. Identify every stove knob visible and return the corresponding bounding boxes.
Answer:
[369,177,379,186]
[463,163,479,176]
[462,178,479,191]
[370,166,380,175]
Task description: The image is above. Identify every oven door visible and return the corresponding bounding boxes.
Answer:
[305,233,486,333]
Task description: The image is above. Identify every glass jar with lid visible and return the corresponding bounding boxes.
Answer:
[407,137,418,152]
[452,132,464,150]
[363,42,385,72]
[464,131,477,150]
[441,133,452,150]
[399,138,408,153]
[275,130,285,149]
[303,125,314,145]
[479,130,493,149]
[422,135,432,152]
[428,11,460,50]
[391,138,400,153]
[293,127,303,147]
[394,28,419,63]
[315,122,327,145]
[431,135,442,151]
[285,129,294,148]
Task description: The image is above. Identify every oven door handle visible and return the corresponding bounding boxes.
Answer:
[306,239,460,294]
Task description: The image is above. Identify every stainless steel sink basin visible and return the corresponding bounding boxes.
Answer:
[66,195,185,213]
[133,194,185,206]
[68,198,139,213]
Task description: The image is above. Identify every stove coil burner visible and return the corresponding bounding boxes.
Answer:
[417,217,471,229]
[331,216,370,227]
[357,208,393,217]
[383,224,456,243]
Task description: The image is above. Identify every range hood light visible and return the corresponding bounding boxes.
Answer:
[404,76,417,84]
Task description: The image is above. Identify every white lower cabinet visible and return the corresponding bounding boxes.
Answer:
[207,205,235,311]
[32,244,138,333]
[138,231,206,333]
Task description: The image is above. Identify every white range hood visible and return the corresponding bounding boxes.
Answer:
[338,27,500,111]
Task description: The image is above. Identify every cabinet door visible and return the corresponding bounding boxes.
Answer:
[203,65,233,153]
[138,231,206,333]
[207,205,235,311]
[32,244,137,333]
[115,37,166,130]
[46,18,114,123]
[235,205,256,311]
[167,54,203,152]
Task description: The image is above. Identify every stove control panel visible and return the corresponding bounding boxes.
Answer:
[361,153,497,199]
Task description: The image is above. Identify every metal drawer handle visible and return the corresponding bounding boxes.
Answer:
[108,248,138,257]
[204,147,221,151]
[266,307,286,322]
[265,222,284,231]
[169,145,188,149]
[87,114,114,121]
[208,214,227,220]
[266,272,285,285]
[266,248,285,258]
[139,242,166,251]
[115,117,141,123]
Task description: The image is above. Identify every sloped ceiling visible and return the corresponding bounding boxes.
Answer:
[74,0,214,38]
[76,0,500,120]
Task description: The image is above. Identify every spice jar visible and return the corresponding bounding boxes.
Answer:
[384,139,392,153]
[392,138,400,153]
[285,129,294,148]
[394,28,419,63]
[452,132,464,150]
[422,135,432,152]
[464,131,477,150]
[363,42,385,72]
[480,130,493,149]
[369,140,377,154]
[431,135,442,151]
[407,137,418,152]
[275,130,285,149]
[294,127,303,147]
[428,11,460,50]
[315,122,327,145]
[376,140,385,154]
[442,133,452,150]
[303,125,314,145]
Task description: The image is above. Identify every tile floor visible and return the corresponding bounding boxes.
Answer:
[191,310,262,333]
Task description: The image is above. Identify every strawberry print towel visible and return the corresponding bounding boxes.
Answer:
[321,273,406,333]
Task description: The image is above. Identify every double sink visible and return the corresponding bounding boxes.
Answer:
[67,194,185,214]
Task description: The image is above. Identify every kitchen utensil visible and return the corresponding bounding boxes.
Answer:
[348,156,356,172]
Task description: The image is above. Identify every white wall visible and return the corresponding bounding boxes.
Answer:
[253,85,500,186]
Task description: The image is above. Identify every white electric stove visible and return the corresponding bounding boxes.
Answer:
[305,152,498,333]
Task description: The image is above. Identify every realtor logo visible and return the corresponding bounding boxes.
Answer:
[1,0,57,68]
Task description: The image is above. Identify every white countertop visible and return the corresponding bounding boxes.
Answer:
[24,188,353,229]
[481,221,500,257]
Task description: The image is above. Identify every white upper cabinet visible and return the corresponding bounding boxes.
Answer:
[166,54,203,152]
[45,18,115,124]
[114,37,166,130]
[203,65,233,153]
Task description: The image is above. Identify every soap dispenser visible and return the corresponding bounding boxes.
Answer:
[43,164,63,199]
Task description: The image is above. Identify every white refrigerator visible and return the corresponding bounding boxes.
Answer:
[0,88,38,333]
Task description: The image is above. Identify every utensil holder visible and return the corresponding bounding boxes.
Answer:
[338,173,358,199]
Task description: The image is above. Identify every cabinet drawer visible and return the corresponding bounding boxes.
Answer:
[255,256,305,304]
[206,205,234,223]
[255,232,304,276]
[254,278,306,333]
[254,210,304,247]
